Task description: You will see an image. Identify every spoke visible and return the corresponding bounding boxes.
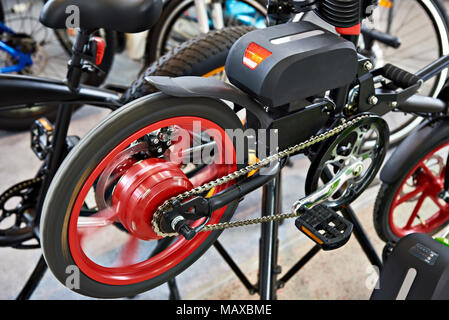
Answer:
[404,193,426,229]
[357,150,374,161]
[115,236,140,267]
[77,208,117,229]
[190,163,229,188]
[420,163,439,183]
[170,141,217,165]
[395,183,427,207]
[77,208,118,245]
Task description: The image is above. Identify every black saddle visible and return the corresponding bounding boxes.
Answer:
[40,0,162,33]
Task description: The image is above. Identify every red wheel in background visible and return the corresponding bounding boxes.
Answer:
[374,126,449,243]
[387,142,449,238]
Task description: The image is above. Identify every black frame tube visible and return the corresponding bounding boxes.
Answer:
[258,172,282,300]
[33,103,73,227]
[398,94,447,114]
[214,241,258,294]
[341,205,383,268]
[0,74,121,110]
[278,244,321,285]
[416,54,449,82]
[16,255,47,300]
[207,161,281,212]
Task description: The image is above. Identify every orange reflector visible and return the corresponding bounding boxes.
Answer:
[301,226,323,245]
[379,0,393,8]
[243,42,272,70]
[38,118,53,132]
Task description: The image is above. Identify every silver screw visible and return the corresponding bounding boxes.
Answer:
[391,101,398,108]
[363,61,373,71]
[368,95,378,105]
[157,147,163,153]
[353,165,363,177]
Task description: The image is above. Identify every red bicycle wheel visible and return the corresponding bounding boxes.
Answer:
[41,95,244,298]
[68,116,236,285]
[387,142,449,238]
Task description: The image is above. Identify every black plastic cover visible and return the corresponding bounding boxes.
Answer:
[225,21,358,107]
[371,233,449,300]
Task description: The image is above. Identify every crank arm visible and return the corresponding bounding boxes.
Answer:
[292,160,364,213]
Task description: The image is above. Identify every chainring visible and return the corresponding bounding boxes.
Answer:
[0,177,42,248]
[305,115,389,208]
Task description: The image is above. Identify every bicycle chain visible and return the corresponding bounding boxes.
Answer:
[152,115,370,238]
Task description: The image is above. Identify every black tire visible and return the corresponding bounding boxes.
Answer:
[374,119,449,242]
[122,25,255,104]
[143,0,266,65]
[40,94,244,298]
[0,0,115,131]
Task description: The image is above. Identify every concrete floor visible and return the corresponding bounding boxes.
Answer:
[1,0,449,300]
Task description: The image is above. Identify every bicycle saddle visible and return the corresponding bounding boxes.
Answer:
[39,0,162,33]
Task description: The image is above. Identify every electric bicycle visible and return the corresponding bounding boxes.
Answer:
[38,0,449,299]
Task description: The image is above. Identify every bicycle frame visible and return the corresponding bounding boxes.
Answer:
[9,0,449,299]
[0,21,33,73]
[0,74,121,110]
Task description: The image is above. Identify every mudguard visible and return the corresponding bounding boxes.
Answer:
[380,117,449,184]
[145,76,272,128]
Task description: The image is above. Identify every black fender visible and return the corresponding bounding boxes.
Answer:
[145,76,272,128]
[380,117,449,184]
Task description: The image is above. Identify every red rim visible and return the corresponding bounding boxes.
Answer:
[68,117,237,285]
[389,141,449,238]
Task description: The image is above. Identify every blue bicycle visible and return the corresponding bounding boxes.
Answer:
[0,20,33,73]
[142,0,267,64]
[0,0,115,130]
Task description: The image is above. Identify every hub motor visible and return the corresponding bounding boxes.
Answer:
[112,158,193,240]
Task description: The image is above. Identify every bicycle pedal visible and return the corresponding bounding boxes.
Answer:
[31,117,53,160]
[295,205,353,251]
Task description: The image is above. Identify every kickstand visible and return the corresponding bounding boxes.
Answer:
[16,254,47,300]
[168,278,181,300]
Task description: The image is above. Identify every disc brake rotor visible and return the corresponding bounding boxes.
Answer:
[305,116,389,208]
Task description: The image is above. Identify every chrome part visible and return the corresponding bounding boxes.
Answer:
[292,160,364,213]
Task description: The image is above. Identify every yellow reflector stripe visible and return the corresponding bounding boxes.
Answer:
[301,226,323,245]
[202,66,225,78]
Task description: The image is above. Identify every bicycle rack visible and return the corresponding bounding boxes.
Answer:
[16,169,382,300]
